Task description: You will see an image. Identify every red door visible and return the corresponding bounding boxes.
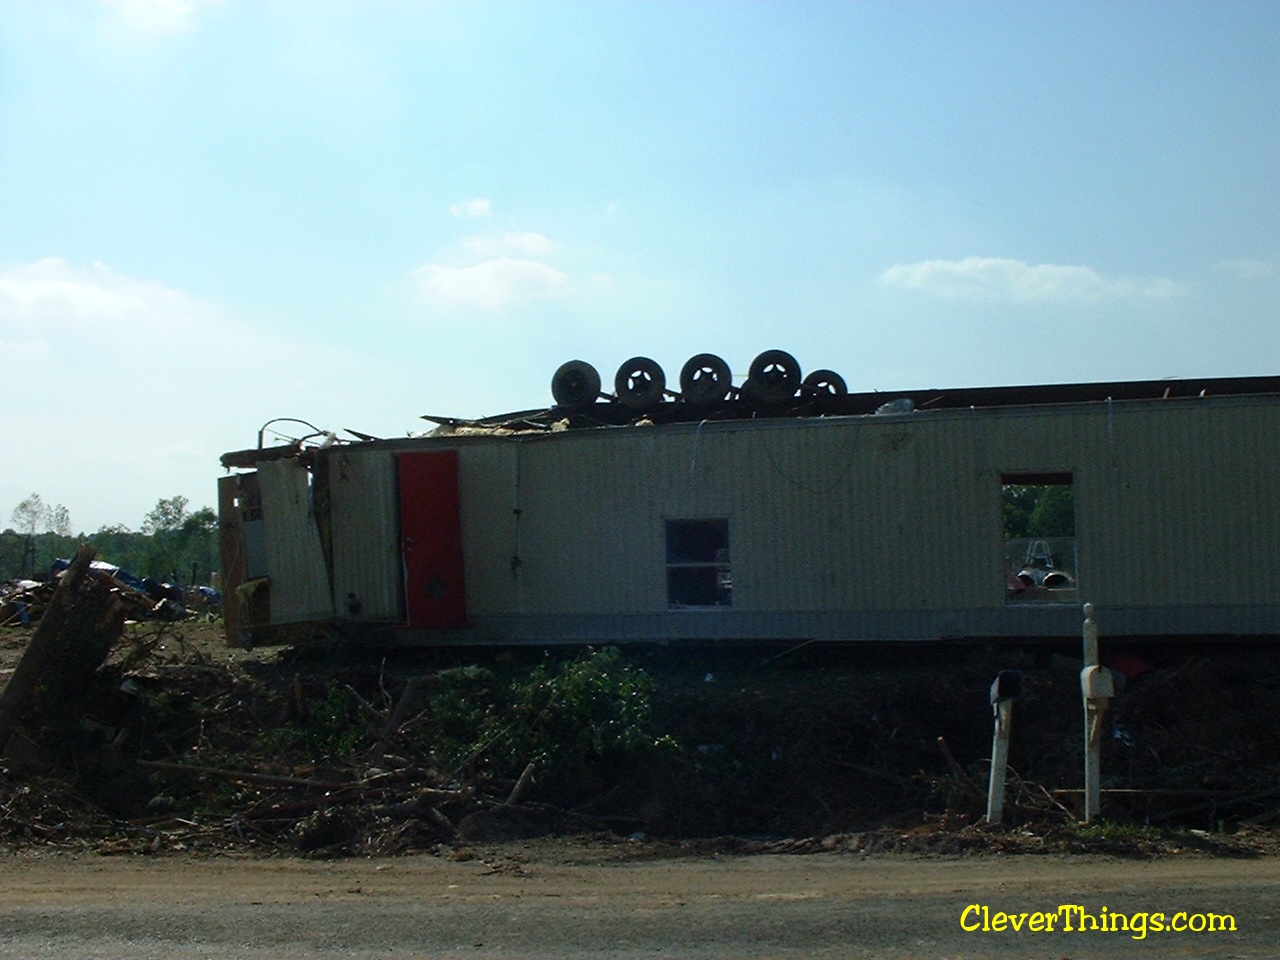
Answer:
[398,450,467,629]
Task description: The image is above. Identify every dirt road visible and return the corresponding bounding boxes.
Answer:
[2,848,1277,959]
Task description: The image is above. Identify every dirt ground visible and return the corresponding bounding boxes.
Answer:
[2,845,1279,958]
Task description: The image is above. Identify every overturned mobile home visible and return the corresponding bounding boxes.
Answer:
[218,352,1280,647]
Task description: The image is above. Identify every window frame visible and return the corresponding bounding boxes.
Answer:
[664,518,732,609]
[1001,472,1078,605]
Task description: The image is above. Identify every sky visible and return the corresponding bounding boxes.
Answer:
[1,0,1277,534]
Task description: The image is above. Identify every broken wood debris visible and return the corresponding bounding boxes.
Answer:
[0,545,123,754]
[4,610,1280,857]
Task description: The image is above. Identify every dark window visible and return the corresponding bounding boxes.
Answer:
[666,519,731,607]
[1002,474,1077,603]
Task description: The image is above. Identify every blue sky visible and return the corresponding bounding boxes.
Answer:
[1,0,1277,533]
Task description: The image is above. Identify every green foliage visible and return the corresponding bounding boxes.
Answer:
[10,492,49,536]
[1028,484,1075,537]
[1001,484,1039,540]
[1071,820,1165,844]
[416,665,497,773]
[424,648,673,778]
[3,493,76,577]
[1002,483,1075,540]
[142,495,191,535]
[49,504,73,538]
[265,682,369,764]
[141,501,218,583]
[483,648,669,773]
[255,651,669,777]
[0,529,74,579]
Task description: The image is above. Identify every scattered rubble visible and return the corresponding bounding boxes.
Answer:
[1,556,220,628]
[2,577,1280,859]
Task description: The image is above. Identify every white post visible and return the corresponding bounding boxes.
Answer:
[1081,603,1112,823]
[986,698,1013,824]
[985,670,1022,825]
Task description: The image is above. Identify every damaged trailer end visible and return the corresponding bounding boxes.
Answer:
[220,444,469,647]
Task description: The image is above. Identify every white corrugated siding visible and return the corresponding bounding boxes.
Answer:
[257,459,334,623]
[454,395,1280,626]
[456,443,521,615]
[506,413,990,615]
[328,449,402,621]
[1086,398,1280,611]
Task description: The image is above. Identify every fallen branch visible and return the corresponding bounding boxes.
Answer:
[504,761,538,806]
[376,676,426,755]
[830,758,907,786]
[136,759,346,791]
[936,736,984,799]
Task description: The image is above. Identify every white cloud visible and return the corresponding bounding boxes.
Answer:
[449,198,493,218]
[0,258,202,335]
[0,339,51,362]
[0,257,427,533]
[880,257,1184,303]
[102,0,218,34]
[461,231,558,258]
[412,219,576,310]
[1215,259,1276,280]
[0,259,239,531]
[413,258,570,310]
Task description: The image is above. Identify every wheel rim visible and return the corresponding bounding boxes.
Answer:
[680,353,732,406]
[747,349,801,403]
[802,369,847,397]
[615,357,667,410]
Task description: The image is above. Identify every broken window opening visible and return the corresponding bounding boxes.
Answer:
[1002,473,1077,603]
[666,519,731,608]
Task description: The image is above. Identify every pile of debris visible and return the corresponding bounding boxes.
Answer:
[1,558,219,627]
[3,557,1280,859]
[0,555,614,856]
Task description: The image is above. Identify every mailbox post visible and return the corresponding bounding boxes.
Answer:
[1081,603,1113,823]
[986,669,1023,825]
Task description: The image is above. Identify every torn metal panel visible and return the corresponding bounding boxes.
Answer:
[256,459,334,624]
[221,443,308,470]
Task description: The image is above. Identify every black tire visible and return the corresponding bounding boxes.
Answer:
[747,349,801,403]
[802,368,848,397]
[679,353,732,406]
[614,356,667,410]
[551,360,602,411]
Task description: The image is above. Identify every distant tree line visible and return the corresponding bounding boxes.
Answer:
[1002,483,1076,540]
[1,493,219,586]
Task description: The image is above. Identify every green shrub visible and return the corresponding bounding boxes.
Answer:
[265,682,368,763]
[430,647,673,778]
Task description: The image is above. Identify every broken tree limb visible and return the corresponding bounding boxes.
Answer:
[829,758,907,786]
[136,759,347,792]
[0,544,98,753]
[377,676,426,755]
[504,761,538,806]
[936,736,984,799]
